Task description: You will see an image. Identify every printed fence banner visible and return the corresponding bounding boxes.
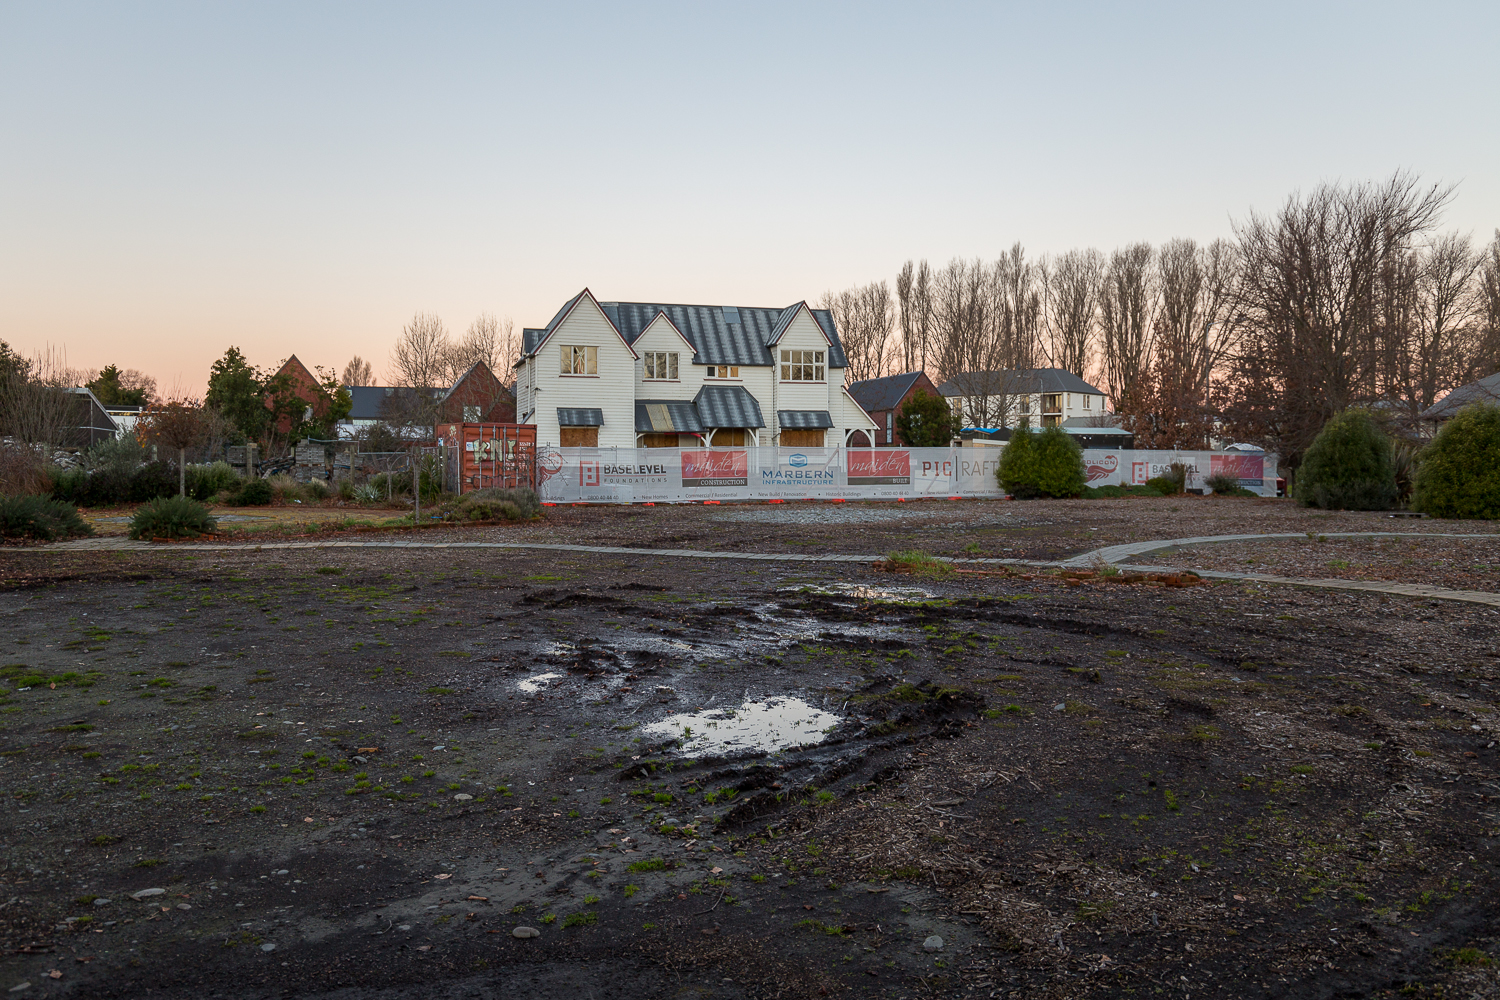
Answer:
[758,448,843,500]
[1210,453,1266,487]
[534,447,1277,503]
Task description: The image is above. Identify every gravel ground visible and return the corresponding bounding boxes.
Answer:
[1134,535,1500,592]
[0,541,1497,999]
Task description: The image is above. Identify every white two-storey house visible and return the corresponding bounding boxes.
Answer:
[514,289,876,448]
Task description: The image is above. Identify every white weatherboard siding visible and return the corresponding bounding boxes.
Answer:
[633,315,702,400]
[520,292,877,448]
[771,311,841,439]
[534,296,638,448]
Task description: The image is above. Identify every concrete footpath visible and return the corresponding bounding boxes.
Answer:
[33,530,1500,609]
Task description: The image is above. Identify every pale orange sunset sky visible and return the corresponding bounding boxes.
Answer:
[2,2,1497,396]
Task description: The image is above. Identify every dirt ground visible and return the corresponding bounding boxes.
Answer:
[1,500,1498,999]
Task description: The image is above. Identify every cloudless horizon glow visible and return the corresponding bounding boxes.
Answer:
[3,2,1497,396]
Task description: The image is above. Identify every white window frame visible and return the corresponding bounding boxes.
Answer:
[462,405,480,422]
[705,364,740,379]
[561,345,597,376]
[643,351,679,380]
[779,349,825,382]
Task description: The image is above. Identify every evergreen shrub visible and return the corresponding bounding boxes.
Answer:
[998,425,1086,499]
[1293,410,1398,510]
[234,478,274,506]
[0,494,93,541]
[1412,403,1500,519]
[128,496,217,540]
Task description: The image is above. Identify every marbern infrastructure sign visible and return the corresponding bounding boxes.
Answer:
[536,448,1277,503]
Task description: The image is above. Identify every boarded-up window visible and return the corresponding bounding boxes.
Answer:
[709,429,747,447]
[640,433,681,448]
[560,427,598,447]
[781,429,825,447]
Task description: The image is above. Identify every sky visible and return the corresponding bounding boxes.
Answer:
[2,1,1497,396]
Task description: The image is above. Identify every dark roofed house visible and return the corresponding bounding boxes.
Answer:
[1420,372,1500,431]
[847,371,940,446]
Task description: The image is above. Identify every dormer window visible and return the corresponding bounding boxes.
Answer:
[706,364,739,379]
[780,350,824,382]
[644,352,678,380]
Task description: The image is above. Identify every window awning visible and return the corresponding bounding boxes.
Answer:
[693,385,765,429]
[776,409,834,429]
[635,400,704,434]
[556,407,603,427]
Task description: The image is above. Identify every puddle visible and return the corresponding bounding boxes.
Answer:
[517,672,564,694]
[642,697,843,755]
[782,583,933,602]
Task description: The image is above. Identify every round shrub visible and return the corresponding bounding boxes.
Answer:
[128,461,178,503]
[998,425,1086,499]
[1412,403,1500,519]
[185,461,239,501]
[0,494,94,541]
[128,496,217,540]
[234,478,274,506]
[451,487,541,522]
[1293,410,1398,510]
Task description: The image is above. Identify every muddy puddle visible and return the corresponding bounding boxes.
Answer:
[779,582,933,602]
[641,697,843,755]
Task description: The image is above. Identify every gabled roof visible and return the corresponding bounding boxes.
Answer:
[847,371,929,412]
[1421,371,1500,420]
[693,385,765,429]
[521,289,639,360]
[580,300,849,369]
[938,368,1103,397]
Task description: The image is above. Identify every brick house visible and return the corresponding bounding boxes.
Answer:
[846,371,941,446]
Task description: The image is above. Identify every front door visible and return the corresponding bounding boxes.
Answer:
[560,427,598,447]
[709,429,747,447]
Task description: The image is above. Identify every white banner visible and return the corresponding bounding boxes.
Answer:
[534,447,1277,503]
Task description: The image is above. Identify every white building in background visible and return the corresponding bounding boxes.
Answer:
[937,368,1111,430]
[513,289,877,449]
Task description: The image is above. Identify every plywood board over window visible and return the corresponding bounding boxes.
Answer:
[640,433,683,448]
[560,427,599,447]
[780,429,825,447]
[708,429,747,446]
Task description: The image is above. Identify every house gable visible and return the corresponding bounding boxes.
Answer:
[526,288,638,360]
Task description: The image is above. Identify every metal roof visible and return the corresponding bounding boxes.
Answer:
[342,385,442,421]
[635,400,704,434]
[597,301,849,369]
[776,409,834,429]
[847,371,928,413]
[556,407,604,427]
[937,368,1103,397]
[693,385,765,429]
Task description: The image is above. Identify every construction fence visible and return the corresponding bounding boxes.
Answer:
[533,447,1279,504]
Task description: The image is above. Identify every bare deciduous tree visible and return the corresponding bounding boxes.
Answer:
[1219,172,1454,468]
[819,281,896,383]
[896,260,933,374]
[388,312,450,391]
[1043,248,1104,379]
[342,356,374,386]
[1469,230,1500,384]
[0,344,85,448]
[450,313,518,386]
[1098,243,1158,411]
